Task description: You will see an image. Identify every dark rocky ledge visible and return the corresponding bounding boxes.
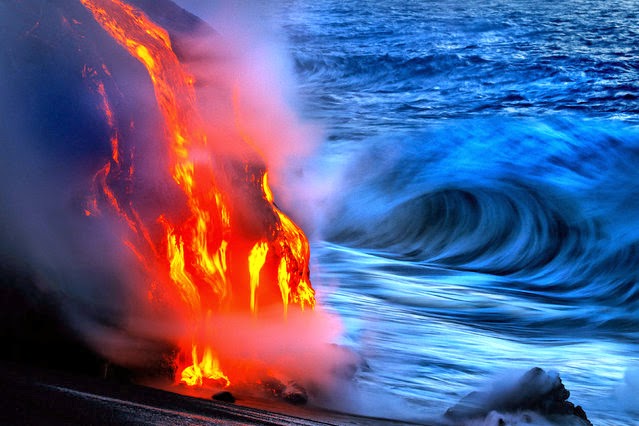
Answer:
[445,367,592,426]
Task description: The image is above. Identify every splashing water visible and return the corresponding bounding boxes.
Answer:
[258,0,639,424]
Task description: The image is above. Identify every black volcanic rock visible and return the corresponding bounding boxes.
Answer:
[212,391,235,403]
[445,367,592,425]
[0,0,213,380]
[261,377,308,405]
[0,268,105,375]
[262,377,287,398]
[281,382,308,405]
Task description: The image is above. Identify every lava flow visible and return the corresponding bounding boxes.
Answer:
[80,0,316,389]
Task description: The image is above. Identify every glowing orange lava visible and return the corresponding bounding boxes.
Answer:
[80,0,315,388]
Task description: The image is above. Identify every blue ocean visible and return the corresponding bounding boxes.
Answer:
[264,1,639,424]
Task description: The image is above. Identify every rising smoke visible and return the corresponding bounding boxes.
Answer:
[0,0,349,403]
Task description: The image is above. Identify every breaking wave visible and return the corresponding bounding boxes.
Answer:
[319,118,639,336]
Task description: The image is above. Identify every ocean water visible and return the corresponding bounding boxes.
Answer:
[265,1,639,424]
[2,0,637,424]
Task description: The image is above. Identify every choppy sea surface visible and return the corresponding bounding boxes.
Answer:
[263,1,639,424]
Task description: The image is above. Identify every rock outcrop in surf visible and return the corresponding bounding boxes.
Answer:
[445,367,592,426]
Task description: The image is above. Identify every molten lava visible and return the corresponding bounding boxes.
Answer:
[80,0,315,388]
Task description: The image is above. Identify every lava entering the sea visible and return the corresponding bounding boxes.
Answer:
[79,0,317,389]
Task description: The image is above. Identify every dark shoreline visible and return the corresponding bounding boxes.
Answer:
[0,272,414,425]
[0,360,415,426]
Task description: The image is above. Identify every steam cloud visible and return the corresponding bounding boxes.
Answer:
[0,0,348,403]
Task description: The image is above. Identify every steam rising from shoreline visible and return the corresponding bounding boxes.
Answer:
[0,0,344,401]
